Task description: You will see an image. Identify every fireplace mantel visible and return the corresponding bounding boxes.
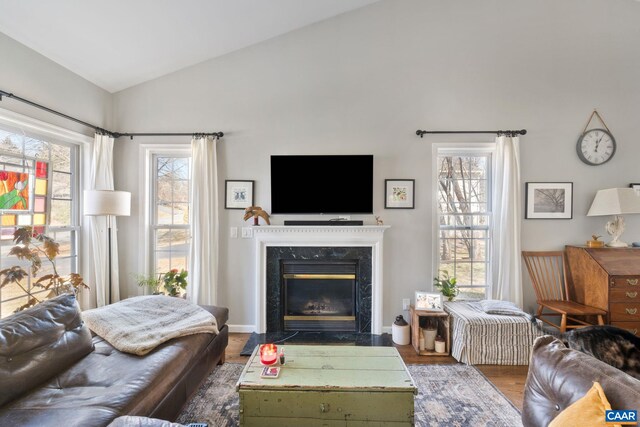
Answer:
[253,225,389,334]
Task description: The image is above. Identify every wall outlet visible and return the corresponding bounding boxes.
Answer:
[402,298,410,310]
[241,227,253,239]
[230,227,238,239]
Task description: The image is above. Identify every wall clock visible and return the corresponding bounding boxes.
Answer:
[576,110,616,166]
[576,128,616,166]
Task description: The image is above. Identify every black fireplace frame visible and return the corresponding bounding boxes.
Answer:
[266,246,373,333]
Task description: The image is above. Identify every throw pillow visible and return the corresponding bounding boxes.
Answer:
[549,382,620,427]
[479,299,531,319]
[0,293,93,406]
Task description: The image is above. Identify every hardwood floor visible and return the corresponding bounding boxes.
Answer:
[226,333,528,410]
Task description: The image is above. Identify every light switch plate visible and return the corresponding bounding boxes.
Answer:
[241,227,253,238]
[402,298,410,310]
[230,227,238,238]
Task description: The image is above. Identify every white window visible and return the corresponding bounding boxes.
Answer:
[0,127,79,317]
[151,154,191,274]
[433,145,493,299]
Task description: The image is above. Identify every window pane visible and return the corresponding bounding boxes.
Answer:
[173,180,189,202]
[0,133,78,318]
[457,287,487,300]
[24,138,48,159]
[172,203,189,225]
[437,152,491,293]
[152,154,191,276]
[52,231,73,257]
[52,172,71,199]
[51,200,71,226]
[51,144,71,173]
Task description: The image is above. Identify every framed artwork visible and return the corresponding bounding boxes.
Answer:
[385,179,415,209]
[525,182,573,219]
[225,180,254,209]
[415,291,443,311]
[630,183,640,196]
[0,170,30,211]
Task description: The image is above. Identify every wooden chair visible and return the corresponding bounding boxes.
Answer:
[522,251,606,333]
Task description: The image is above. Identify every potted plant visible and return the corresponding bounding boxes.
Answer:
[0,226,89,312]
[134,273,163,294]
[162,268,187,297]
[433,270,459,302]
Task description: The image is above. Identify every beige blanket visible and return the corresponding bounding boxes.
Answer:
[82,295,219,356]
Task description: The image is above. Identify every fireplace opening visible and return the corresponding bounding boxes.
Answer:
[282,260,357,332]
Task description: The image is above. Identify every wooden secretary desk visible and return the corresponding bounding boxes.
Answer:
[565,246,640,336]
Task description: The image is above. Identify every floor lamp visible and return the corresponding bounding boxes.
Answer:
[84,190,131,305]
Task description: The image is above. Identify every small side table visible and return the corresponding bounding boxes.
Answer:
[409,304,450,356]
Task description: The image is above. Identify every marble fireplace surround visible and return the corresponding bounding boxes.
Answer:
[253,225,389,334]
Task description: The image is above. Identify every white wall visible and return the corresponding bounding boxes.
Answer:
[113,0,640,329]
[0,32,113,133]
[0,32,113,309]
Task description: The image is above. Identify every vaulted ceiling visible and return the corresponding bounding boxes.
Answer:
[0,0,379,93]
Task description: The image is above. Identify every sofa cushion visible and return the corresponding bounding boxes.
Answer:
[548,382,616,427]
[0,293,93,406]
[523,336,640,427]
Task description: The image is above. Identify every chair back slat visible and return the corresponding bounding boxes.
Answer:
[522,251,567,302]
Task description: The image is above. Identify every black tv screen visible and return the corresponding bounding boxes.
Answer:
[271,155,373,214]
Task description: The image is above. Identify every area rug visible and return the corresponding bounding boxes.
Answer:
[177,363,522,427]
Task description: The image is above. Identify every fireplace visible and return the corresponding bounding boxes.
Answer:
[282,260,357,332]
[254,226,389,334]
[265,246,373,333]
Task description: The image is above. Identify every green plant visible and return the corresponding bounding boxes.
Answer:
[433,270,459,302]
[162,268,187,296]
[0,226,89,312]
[134,273,162,294]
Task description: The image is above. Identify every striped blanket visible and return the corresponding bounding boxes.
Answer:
[444,301,544,365]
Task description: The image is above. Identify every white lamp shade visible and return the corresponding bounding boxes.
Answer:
[587,188,640,217]
[84,190,131,216]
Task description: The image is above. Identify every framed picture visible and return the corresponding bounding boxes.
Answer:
[225,180,254,209]
[630,183,640,196]
[415,291,443,311]
[385,179,415,209]
[525,182,573,219]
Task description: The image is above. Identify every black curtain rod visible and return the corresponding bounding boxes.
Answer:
[416,129,527,138]
[0,89,224,139]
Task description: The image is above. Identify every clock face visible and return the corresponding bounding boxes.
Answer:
[576,128,616,166]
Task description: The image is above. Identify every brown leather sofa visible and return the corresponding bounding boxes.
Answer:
[523,335,640,427]
[0,294,228,427]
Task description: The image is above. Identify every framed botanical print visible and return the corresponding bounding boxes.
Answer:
[385,179,415,209]
[225,180,254,209]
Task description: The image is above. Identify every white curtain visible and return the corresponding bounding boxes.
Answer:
[89,133,120,307]
[491,135,522,307]
[188,136,219,305]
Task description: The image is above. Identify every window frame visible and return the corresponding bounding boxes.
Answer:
[0,107,89,317]
[139,144,191,285]
[431,143,495,299]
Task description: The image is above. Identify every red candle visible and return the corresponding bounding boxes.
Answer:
[259,343,278,365]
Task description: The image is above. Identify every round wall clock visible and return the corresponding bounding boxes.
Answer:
[576,128,616,166]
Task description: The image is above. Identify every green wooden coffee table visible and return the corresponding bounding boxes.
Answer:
[237,345,417,426]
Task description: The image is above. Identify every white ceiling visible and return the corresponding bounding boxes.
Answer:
[0,0,379,93]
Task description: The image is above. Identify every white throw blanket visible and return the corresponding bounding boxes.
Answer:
[82,295,219,356]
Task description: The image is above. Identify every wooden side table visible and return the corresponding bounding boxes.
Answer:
[409,304,450,356]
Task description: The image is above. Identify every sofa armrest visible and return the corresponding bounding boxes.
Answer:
[199,305,228,328]
[523,336,640,427]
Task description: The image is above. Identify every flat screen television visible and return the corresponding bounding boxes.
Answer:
[271,155,373,215]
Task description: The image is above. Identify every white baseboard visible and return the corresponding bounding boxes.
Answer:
[227,325,393,334]
[228,324,256,333]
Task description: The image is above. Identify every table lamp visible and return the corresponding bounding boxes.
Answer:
[587,188,640,247]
